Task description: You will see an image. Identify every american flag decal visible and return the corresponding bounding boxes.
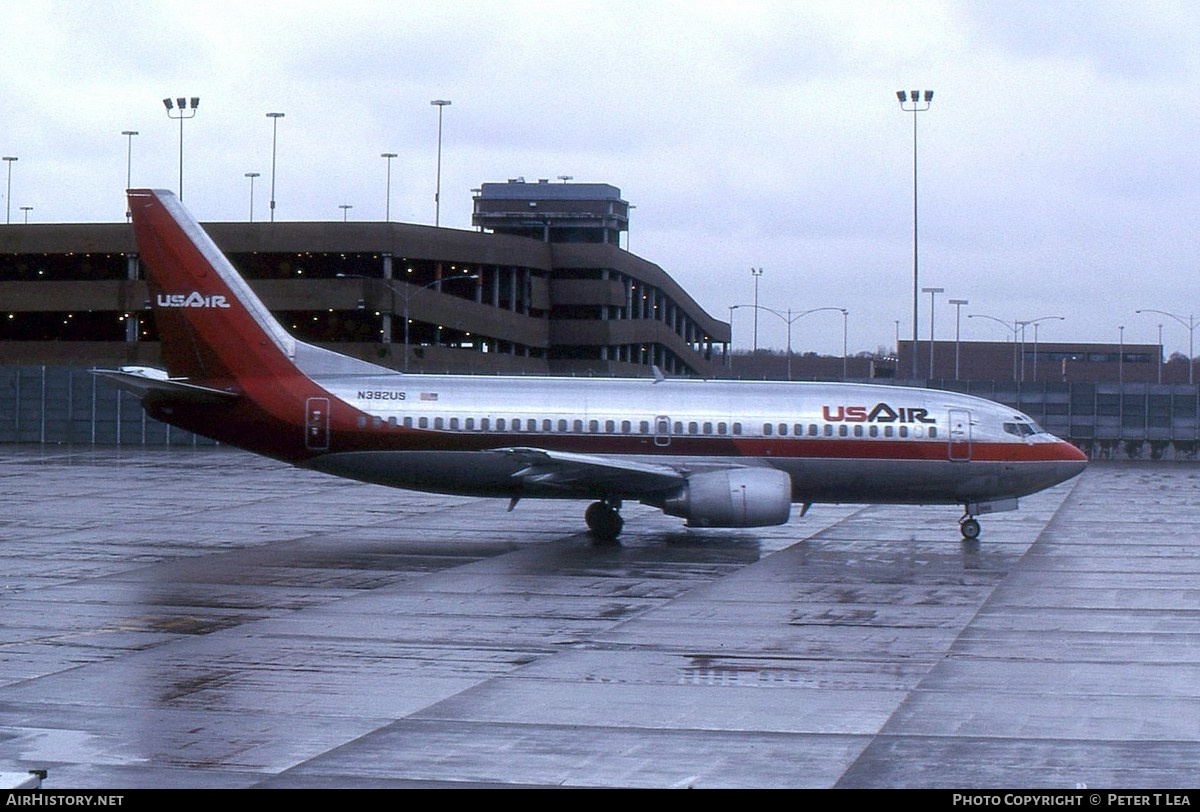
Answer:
[420,392,438,401]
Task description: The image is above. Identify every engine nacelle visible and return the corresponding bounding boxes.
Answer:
[660,468,793,528]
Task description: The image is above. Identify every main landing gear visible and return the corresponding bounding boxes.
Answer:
[585,498,623,542]
[959,511,981,540]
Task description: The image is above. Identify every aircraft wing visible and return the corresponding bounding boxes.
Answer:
[91,367,238,404]
[494,446,687,495]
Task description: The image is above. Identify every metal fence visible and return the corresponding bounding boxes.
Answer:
[0,365,213,446]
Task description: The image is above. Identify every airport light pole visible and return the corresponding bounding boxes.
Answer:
[897,89,933,379]
[750,267,764,351]
[121,130,138,220]
[1119,325,1125,386]
[162,97,199,201]
[949,298,968,380]
[840,308,849,380]
[1152,321,1161,383]
[1016,315,1064,382]
[3,156,17,224]
[339,204,353,222]
[341,272,478,370]
[20,206,31,224]
[244,172,260,222]
[430,99,451,226]
[1136,309,1197,384]
[968,313,1021,381]
[731,304,844,381]
[266,112,285,222]
[922,286,944,379]
[381,152,397,221]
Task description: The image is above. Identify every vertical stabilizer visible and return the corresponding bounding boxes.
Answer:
[128,188,298,383]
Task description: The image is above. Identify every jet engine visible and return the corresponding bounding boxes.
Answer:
[658,468,792,528]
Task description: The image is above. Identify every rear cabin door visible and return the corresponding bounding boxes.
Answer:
[305,397,331,451]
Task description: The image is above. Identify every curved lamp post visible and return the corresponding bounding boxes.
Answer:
[1136,309,1197,384]
[731,304,847,380]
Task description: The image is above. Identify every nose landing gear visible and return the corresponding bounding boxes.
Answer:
[585,498,623,542]
[959,512,981,540]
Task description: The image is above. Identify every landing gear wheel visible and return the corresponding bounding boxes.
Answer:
[959,517,981,540]
[585,500,623,542]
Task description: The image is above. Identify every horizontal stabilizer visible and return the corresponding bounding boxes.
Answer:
[91,367,238,404]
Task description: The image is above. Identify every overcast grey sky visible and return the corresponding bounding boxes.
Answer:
[2,0,1199,358]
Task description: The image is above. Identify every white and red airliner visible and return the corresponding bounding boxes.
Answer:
[96,189,1087,541]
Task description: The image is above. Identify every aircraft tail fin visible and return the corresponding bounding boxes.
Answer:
[127,188,390,384]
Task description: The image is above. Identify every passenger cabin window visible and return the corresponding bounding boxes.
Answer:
[558,419,568,432]
[732,423,742,435]
[762,423,772,436]
[419,417,429,429]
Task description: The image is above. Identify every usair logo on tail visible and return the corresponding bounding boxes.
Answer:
[156,292,231,308]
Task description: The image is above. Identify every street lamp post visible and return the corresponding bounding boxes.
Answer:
[339,204,353,222]
[1016,315,1064,382]
[339,272,478,370]
[968,313,1021,381]
[3,156,17,225]
[162,97,199,201]
[840,308,849,380]
[430,99,451,226]
[750,267,764,351]
[1118,325,1126,386]
[922,286,944,378]
[1152,321,1161,383]
[244,172,260,222]
[1136,309,1197,385]
[266,112,285,222]
[897,88,934,379]
[381,152,397,221]
[121,130,138,220]
[19,206,31,224]
[731,304,845,381]
[949,298,968,380]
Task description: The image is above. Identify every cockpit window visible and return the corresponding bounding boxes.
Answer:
[1003,418,1042,438]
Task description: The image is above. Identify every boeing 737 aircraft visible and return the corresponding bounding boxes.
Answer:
[95,189,1087,541]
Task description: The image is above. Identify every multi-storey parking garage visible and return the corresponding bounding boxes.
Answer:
[0,180,729,378]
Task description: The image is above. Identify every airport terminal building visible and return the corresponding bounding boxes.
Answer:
[0,179,729,378]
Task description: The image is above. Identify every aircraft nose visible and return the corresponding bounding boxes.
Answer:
[1054,439,1089,482]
